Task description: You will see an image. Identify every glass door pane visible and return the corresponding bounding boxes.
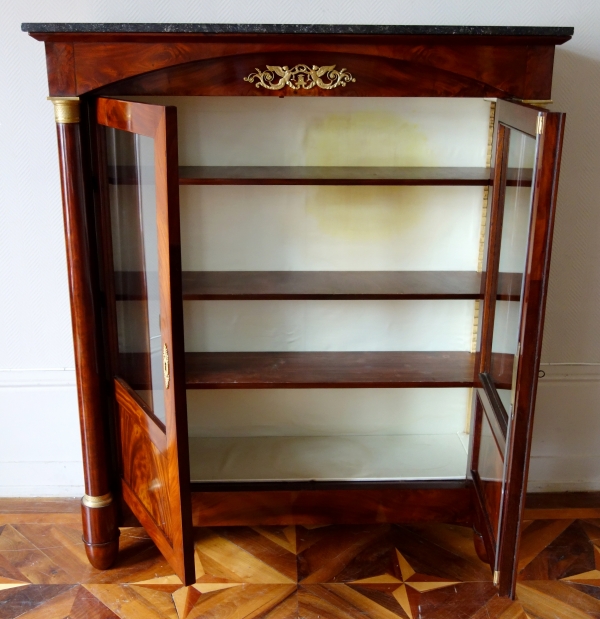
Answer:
[490,128,537,412]
[477,401,505,541]
[107,127,166,424]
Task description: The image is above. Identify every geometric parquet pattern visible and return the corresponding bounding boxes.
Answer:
[2,504,600,617]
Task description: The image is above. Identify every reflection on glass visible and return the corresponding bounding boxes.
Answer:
[107,127,165,424]
[477,403,505,542]
[491,128,537,403]
[497,389,512,414]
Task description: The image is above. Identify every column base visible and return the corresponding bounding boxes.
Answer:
[81,497,120,570]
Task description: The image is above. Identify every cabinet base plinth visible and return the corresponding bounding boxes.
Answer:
[81,501,120,570]
[191,484,472,526]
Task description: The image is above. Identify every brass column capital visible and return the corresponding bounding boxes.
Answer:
[48,96,80,123]
[81,492,113,509]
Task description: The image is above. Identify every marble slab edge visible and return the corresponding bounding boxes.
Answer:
[21,23,574,36]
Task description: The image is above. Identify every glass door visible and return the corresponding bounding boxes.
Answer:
[471,99,565,597]
[96,98,194,585]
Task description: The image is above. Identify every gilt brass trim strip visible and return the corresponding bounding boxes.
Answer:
[517,99,553,106]
[466,101,497,432]
[244,64,355,90]
[48,96,80,123]
[81,492,113,508]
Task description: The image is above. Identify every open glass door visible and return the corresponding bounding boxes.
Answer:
[471,99,565,597]
[96,98,194,585]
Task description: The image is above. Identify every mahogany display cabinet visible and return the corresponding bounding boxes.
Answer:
[23,23,572,597]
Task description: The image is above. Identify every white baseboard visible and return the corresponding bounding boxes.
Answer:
[0,462,84,497]
[0,372,83,497]
[529,367,600,491]
[539,362,600,382]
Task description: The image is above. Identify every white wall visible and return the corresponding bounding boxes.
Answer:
[1,0,599,495]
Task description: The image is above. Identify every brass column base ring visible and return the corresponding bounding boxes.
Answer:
[81,492,113,509]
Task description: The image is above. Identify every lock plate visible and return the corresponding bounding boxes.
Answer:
[163,343,170,389]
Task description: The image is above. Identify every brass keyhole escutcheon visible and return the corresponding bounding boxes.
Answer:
[163,343,170,389]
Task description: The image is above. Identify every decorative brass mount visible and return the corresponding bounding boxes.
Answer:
[48,96,80,123]
[163,343,170,389]
[81,492,113,509]
[244,64,356,91]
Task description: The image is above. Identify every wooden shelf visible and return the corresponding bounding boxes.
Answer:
[108,165,530,187]
[179,166,492,185]
[182,271,482,300]
[118,350,514,390]
[185,351,476,388]
[115,270,521,301]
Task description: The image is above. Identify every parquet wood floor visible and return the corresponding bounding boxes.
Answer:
[1,500,599,618]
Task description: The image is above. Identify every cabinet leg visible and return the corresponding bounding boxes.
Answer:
[49,98,120,571]
[81,495,120,570]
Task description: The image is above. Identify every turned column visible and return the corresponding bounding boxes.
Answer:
[49,97,119,569]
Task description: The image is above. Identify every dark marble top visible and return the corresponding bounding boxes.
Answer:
[21,23,574,36]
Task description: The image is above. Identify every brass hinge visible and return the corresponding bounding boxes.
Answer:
[493,570,500,586]
[163,343,170,389]
[536,115,545,135]
[510,342,521,410]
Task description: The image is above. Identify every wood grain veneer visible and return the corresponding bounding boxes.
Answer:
[54,116,120,571]
[119,350,514,389]
[185,351,476,388]
[30,32,570,100]
[191,484,472,526]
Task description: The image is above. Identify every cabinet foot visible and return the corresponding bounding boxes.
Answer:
[81,496,120,570]
[473,525,490,564]
[83,537,120,570]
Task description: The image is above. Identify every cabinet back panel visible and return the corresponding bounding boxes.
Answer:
[180,185,482,272]
[183,299,474,352]
[187,387,469,437]
[188,434,467,482]
[130,97,490,168]
[121,96,490,481]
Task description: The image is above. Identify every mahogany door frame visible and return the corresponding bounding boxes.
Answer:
[471,99,565,597]
[95,97,194,585]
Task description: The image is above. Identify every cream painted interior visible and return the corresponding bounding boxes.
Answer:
[126,96,493,482]
[183,300,476,352]
[188,434,469,482]
[186,388,471,439]
[179,185,483,272]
